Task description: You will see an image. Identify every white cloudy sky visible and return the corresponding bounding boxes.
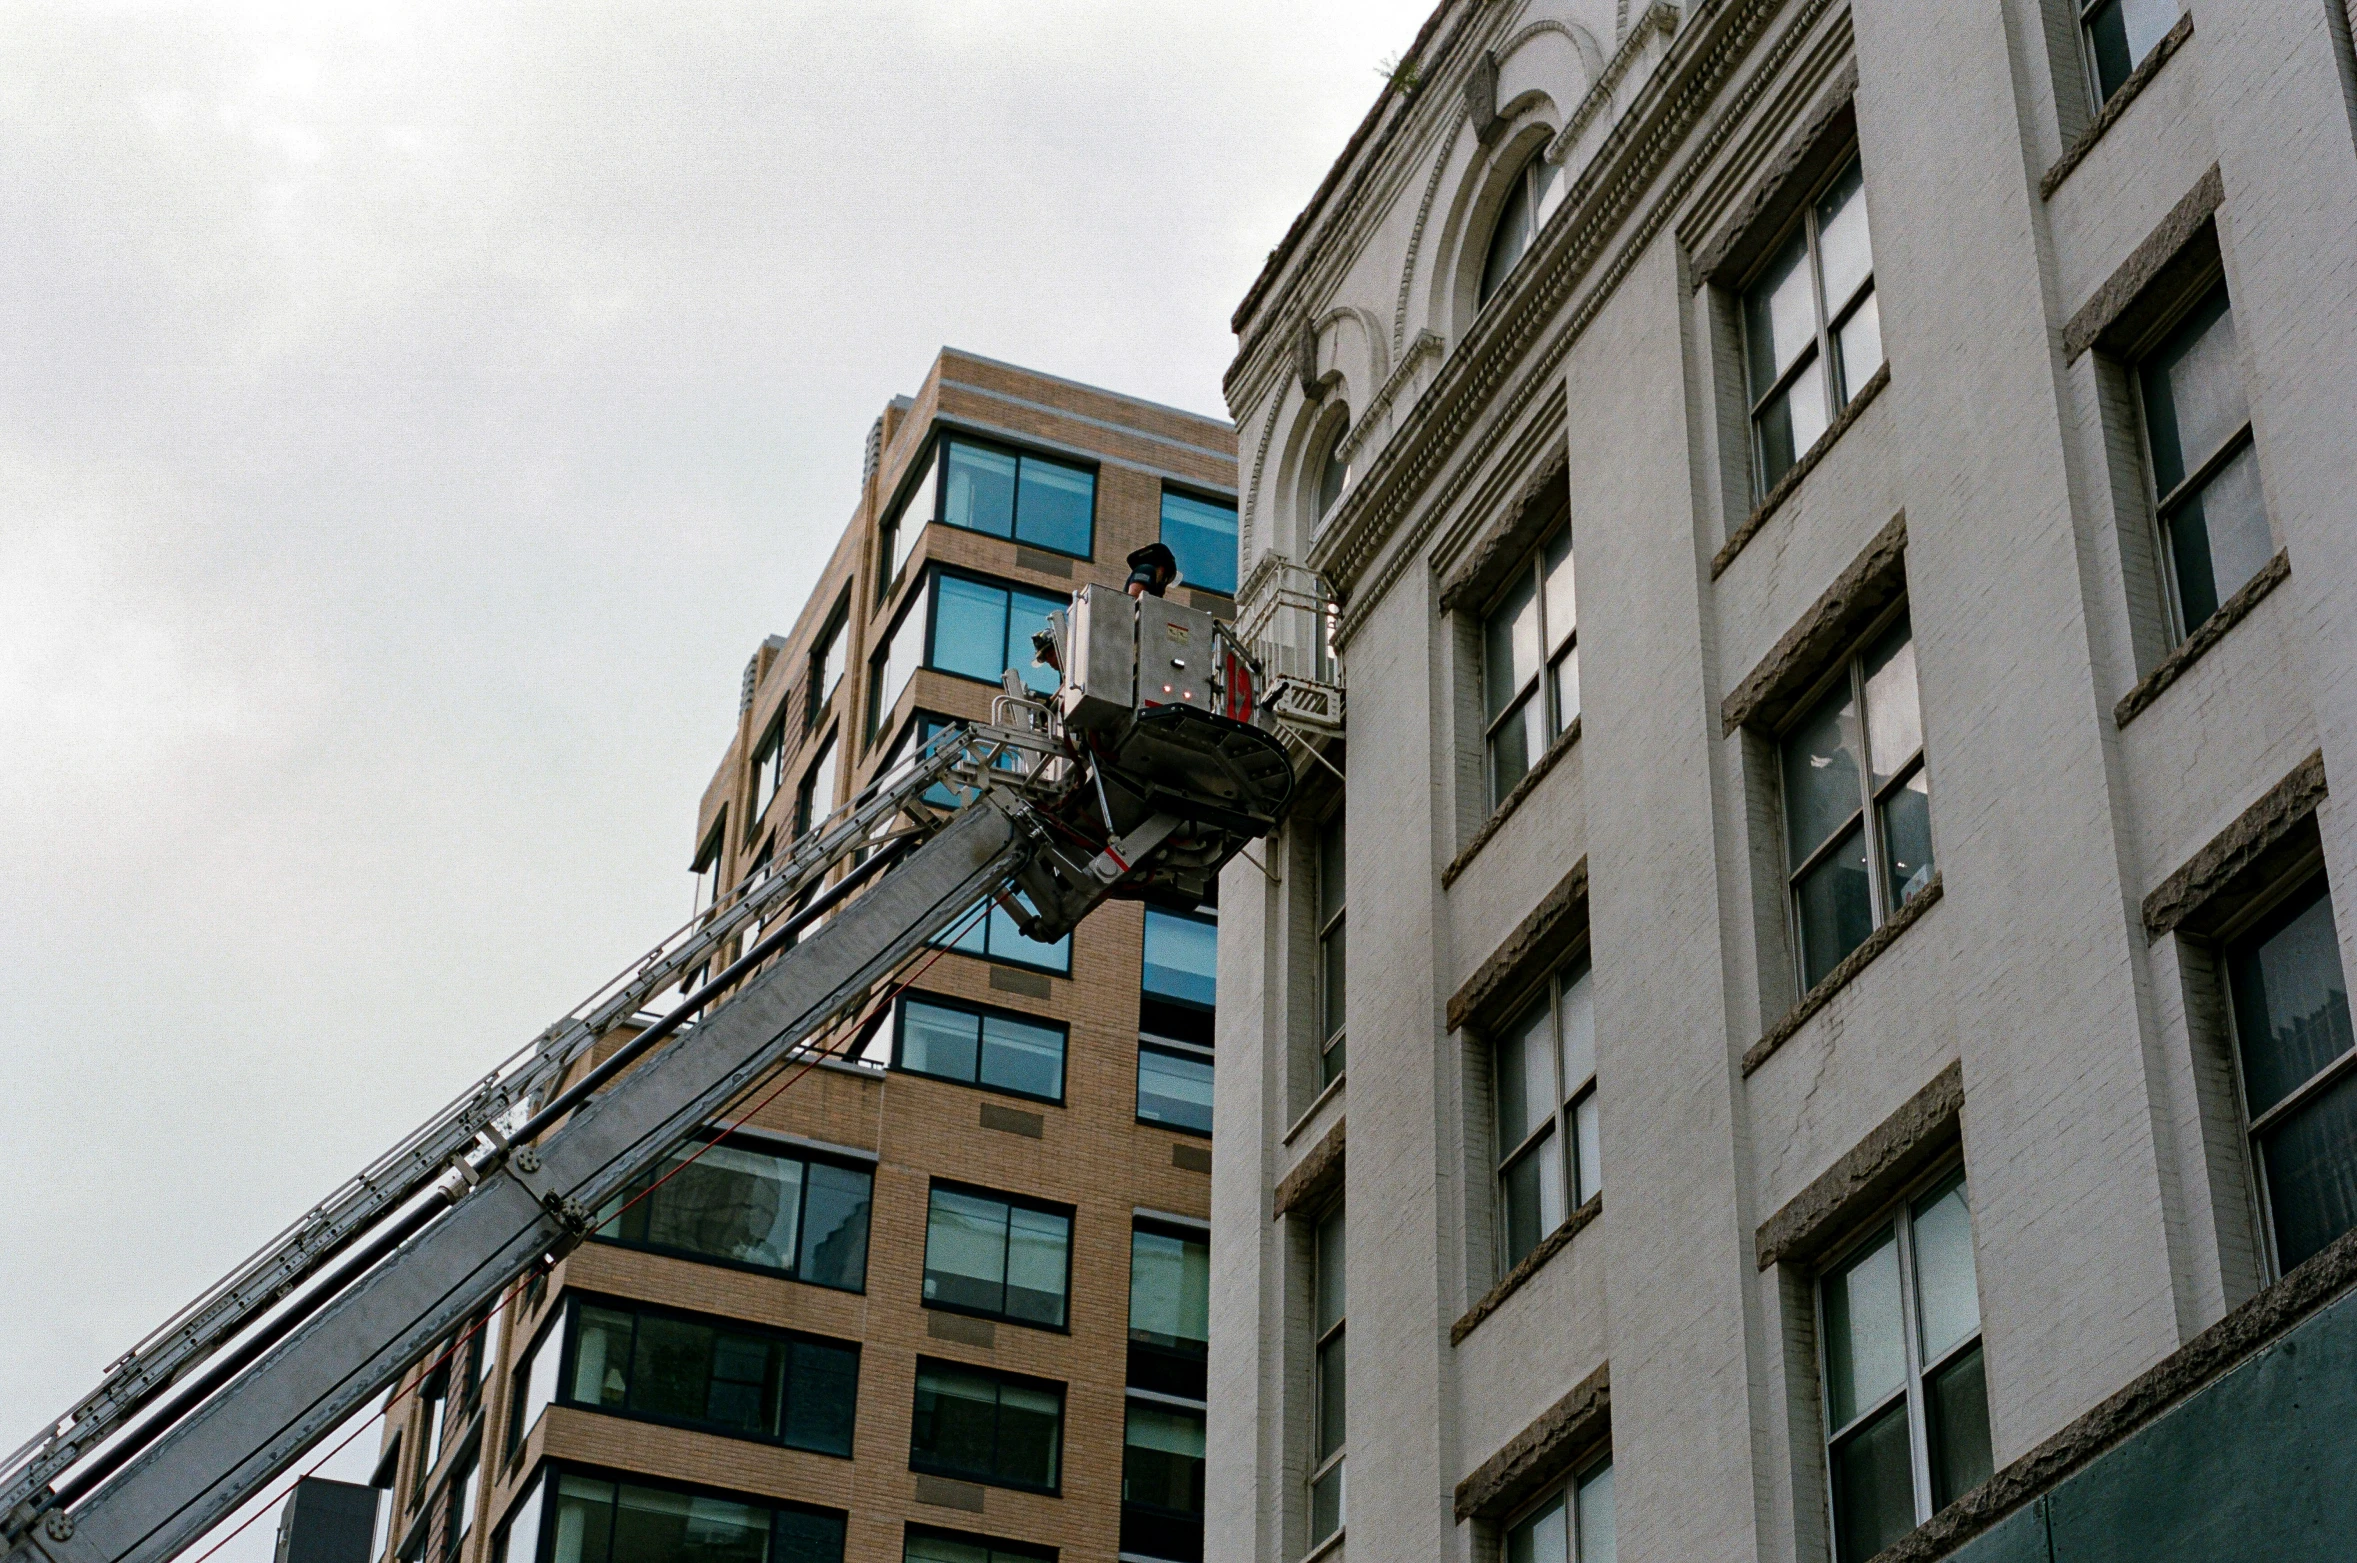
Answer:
[0,0,1428,1552]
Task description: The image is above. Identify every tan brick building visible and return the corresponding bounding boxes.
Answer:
[368,351,1239,1563]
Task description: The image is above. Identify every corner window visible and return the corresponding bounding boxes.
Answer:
[1744,155,1881,495]
[895,436,1097,558]
[910,1361,1065,1493]
[1122,1401,1206,1563]
[1492,959,1600,1270]
[2081,0,2180,102]
[867,571,1065,740]
[1315,408,1353,525]
[1318,813,1347,1087]
[1503,1455,1615,1563]
[895,993,1066,1102]
[1308,1204,1346,1545]
[750,718,788,836]
[1780,611,1932,991]
[902,1526,1053,1563]
[1160,488,1240,598]
[369,1442,400,1563]
[868,593,925,743]
[505,1314,563,1467]
[538,1471,844,1563]
[594,1135,873,1293]
[486,1468,538,1563]
[692,821,724,916]
[1818,1170,1991,1563]
[794,732,838,839]
[557,1295,858,1457]
[923,1184,1074,1329]
[937,888,1072,974]
[2136,284,2269,639]
[808,605,846,731]
[1128,1221,1211,1401]
[2223,877,2357,1274]
[1482,520,1578,806]
[1480,148,1564,307]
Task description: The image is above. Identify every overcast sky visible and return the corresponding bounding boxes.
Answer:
[0,1,1430,1551]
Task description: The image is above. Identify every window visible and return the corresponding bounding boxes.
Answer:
[808,607,846,731]
[506,1314,564,1465]
[1503,1456,1615,1563]
[1308,1204,1346,1545]
[1482,520,1578,805]
[937,888,1072,974]
[891,435,1096,559]
[910,1361,1065,1493]
[461,1313,494,1408]
[2223,877,2357,1274]
[895,994,1066,1102]
[879,447,940,602]
[794,733,838,838]
[1480,148,1564,307]
[595,1136,873,1293]
[750,718,788,835]
[370,1441,401,1563]
[1129,1222,1211,1400]
[1818,1170,1991,1563]
[2081,0,2180,102]
[533,1470,845,1563]
[1138,1046,1213,1138]
[412,1370,450,1501]
[902,1526,1053,1563]
[1744,154,1881,495]
[1315,409,1352,525]
[1780,612,1932,991]
[488,1468,540,1563]
[442,1451,478,1563]
[871,571,1067,742]
[1141,906,1216,1136]
[882,711,1022,810]
[868,595,925,742]
[1122,1401,1206,1562]
[1317,814,1347,1087]
[1159,489,1239,598]
[2136,284,2270,640]
[693,822,724,916]
[1492,959,1600,1270]
[557,1296,858,1457]
[922,1184,1073,1329]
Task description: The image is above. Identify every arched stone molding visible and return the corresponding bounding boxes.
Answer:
[1309,304,1390,395]
[1422,110,1565,347]
[1239,388,1288,563]
[1393,104,1474,356]
[1271,387,1359,564]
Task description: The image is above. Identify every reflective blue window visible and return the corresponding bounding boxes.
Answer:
[1159,490,1239,597]
[897,994,1067,1103]
[935,437,1096,558]
[939,887,1071,974]
[927,572,1065,696]
[1142,906,1215,1048]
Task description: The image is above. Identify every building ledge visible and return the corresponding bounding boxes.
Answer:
[1712,363,1889,581]
[1444,719,1581,889]
[2041,12,2194,200]
[1274,1117,1346,1220]
[2114,551,2289,729]
[1743,874,1944,1077]
[1451,1195,1602,1346]
[1452,1362,1610,1522]
[2142,750,2329,940]
[1284,1070,1348,1146]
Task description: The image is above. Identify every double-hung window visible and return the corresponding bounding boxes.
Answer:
[1159,488,1239,598]
[2081,0,2180,103]
[1503,1455,1615,1563]
[923,1184,1074,1329]
[750,718,788,835]
[1744,155,1881,495]
[1317,814,1347,1087]
[1125,1218,1209,1562]
[869,570,1068,742]
[595,1135,873,1292]
[896,435,1096,558]
[527,1469,844,1563]
[1480,149,1565,307]
[794,732,838,839]
[1780,612,1933,991]
[559,1296,859,1457]
[1308,1204,1346,1545]
[1482,520,1578,805]
[1140,906,1216,1136]
[2136,283,2270,639]
[895,993,1066,1102]
[1493,959,1600,1269]
[1818,1170,1992,1563]
[2222,877,2357,1274]
[910,1361,1065,1493]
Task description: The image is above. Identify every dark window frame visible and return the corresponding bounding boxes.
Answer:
[1738,146,1881,498]
[1127,1218,1211,1402]
[1477,515,1578,808]
[920,1179,1078,1334]
[794,726,840,839]
[499,1458,847,1563]
[1156,482,1241,600]
[1316,810,1347,1088]
[2079,0,2181,105]
[921,564,1071,693]
[908,1356,1069,1495]
[504,1308,563,1469]
[888,429,1101,563]
[807,595,850,735]
[892,990,1069,1105]
[1478,144,1563,309]
[901,1521,1058,1563]
[748,714,789,842]
[1136,1040,1214,1140]
[591,1131,875,1295]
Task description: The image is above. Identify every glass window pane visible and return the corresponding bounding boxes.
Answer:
[646,1145,804,1273]
[1755,378,1801,494]
[1912,1177,1981,1361]
[1575,1462,1615,1563]
[1550,645,1580,737]
[2141,289,2249,496]
[1481,165,1535,305]
[2230,884,2356,1115]
[1559,963,1596,1095]
[1144,909,1220,1008]
[1318,814,1346,922]
[1506,1493,1568,1563]
[1160,490,1240,597]
[1571,1088,1602,1206]
[1317,412,1352,521]
[931,576,1011,683]
[572,1306,633,1409]
[1130,1228,1212,1346]
[1530,156,1562,231]
[1501,1135,1565,1267]
[550,1478,614,1563]
[978,891,1071,972]
[627,1314,715,1423]
[1007,588,1067,697]
[1321,921,1347,1047]
[773,1511,843,1563]
[782,1339,858,1457]
[870,584,926,740]
[2086,0,2182,101]
[1491,695,1541,806]
[1309,1460,1345,1543]
[1926,1342,1994,1511]
[1122,1403,1207,1513]
[1860,619,1920,785]
[903,1534,990,1563]
[611,1485,770,1563]
[1315,1332,1347,1461]
[797,1162,872,1291]
[1014,455,1093,556]
[943,442,1017,538]
[1138,1045,1215,1135]
[2258,1068,2357,1272]
[1795,823,1874,990]
[2167,444,2271,631]
[1314,1208,1346,1334]
[1836,288,1882,403]
[901,1000,982,1084]
[925,1190,1010,1313]
[1495,995,1556,1154]
[1542,527,1575,652]
[886,454,936,588]
[995,1383,1063,1488]
[1816,161,1873,316]
[1830,1400,1917,1563]
[1784,677,1866,864]
[1485,569,1543,721]
[1746,227,1818,390]
[980,1013,1065,1100]
[1004,1206,1072,1327]
[1822,1228,1906,1428]
[911,1366,1000,1479]
[1881,768,1936,911]
[1323,1032,1347,1087]
[702,1331,774,1436]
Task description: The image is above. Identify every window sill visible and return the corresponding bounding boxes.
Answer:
[1450,1194,1601,1346]
[1284,1070,1348,1146]
[1443,718,1581,890]
[1742,873,1944,1077]
[1711,362,1889,581]
[1300,1526,1347,1563]
[2040,13,2195,200]
[2114,550,2289,729]
[909,1463,1060,1501]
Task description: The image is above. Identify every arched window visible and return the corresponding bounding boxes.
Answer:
[1316,408,1353,524]
[1479,149,1563,307]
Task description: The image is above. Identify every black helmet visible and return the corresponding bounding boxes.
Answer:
[1125,542,1180,597]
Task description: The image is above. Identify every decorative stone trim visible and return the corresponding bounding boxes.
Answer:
[1688,60,1860,289]
[912,1474,988,1513]
[1550,2,1683,167]
[1448,858,1592,1031]
[1720,511,1909,738]
[2114,551,2290,729]
[2062,163,2224,362]
[1274,1117,1346,1219]
[1743,875,1944,1076]
[2142,751,2330,940]
[1755,1061,1963,1270]
[1451,1195,1601,1347]
[1452,1361,1611,1521]
[1443,720,1583,889]
[2041,13,2195,200]
[1711,362,1889,579]
[1335,331,1445,472]
[1435,454,1572,614]
[1875,1223,2357,1563]
[979,1102,1043,1139]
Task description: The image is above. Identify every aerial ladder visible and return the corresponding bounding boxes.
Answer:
[0,579,1294,1563]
